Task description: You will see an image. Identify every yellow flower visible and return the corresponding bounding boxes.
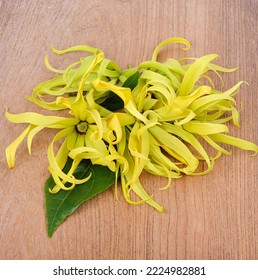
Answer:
[27,44,136,111]
[6,75,135,193]
[93,37,258,212]
[5,37,258,214]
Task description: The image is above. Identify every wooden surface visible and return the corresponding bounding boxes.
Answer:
[0,0,257,260]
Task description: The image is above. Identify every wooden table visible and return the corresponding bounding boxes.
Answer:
[0,0,257,260]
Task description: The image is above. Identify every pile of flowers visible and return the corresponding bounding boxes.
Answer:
[6,37,258,214]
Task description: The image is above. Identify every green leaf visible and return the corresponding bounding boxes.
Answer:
[100,71,140,111]
[45,158,116,237]
[123,70,140,90]
[99,90,124,111]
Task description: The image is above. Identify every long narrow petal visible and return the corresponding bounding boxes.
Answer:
[202,135,231,155]
[67,130,78,150]
[27,125,43,154]
[120,147,164,212]
[178,54,219,96]
[151,37,190,61]
[56,136,70,170]
[47,127,86,184]
[51,45,102,55]
[138,61,180,89]
[149,125,199,173]
[209,133,258,154]
[5,108,78,128]
[87,109,103,141]
[6,125,33,168]
[183,121,228,135]
[162,123,212,170]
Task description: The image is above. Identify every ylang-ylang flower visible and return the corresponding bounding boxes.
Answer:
[5,38,258,213]
[92,37,258,212]
[6,76,135,194]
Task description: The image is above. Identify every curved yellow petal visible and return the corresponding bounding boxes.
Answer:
[44,55,65,74]
[67,130,78,150]
[27,125,43,155]
[120,146,164,212]
[149,125,199,173]
[202,135,231,155]
[48,167,76,193]
[87,109,103,141]
[6,125,32,168]
[56,136,70,170]
[209,133,258,154]
[92,79,135,106]
[138,61,180,89]
[151,37,191,61]
[47,128,81,184]
[183,121,229,135]
[74,134,85,148]
[178,54,219,96]
[5,108,77,128]
[69,146,116,172]
[162,123,212,168]
[51,45,102,55]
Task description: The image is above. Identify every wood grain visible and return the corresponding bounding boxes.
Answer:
[0,0,257,260]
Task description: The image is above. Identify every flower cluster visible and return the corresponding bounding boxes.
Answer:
[6,38,258,211]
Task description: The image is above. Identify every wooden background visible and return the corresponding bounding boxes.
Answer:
[0,0,257,260]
